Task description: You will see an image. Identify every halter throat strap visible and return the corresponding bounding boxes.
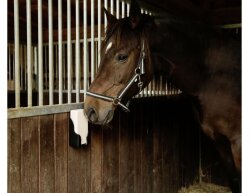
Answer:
[86,39,146,112]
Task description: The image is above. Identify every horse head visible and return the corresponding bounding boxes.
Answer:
[84,0,155,124]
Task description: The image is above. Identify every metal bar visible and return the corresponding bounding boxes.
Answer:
[116,0,119,19]
[84,0,88,100]
[55,45,58,89]
[20,45,24,90]
[110,0,114,15]
[43,37,105,46]
[104,0,108,28]
[8,103,84,119]
[95,41,98,74]
[49,0,54,105]
[220,23,241,29]
[58,0,63,104]
[91,0,95,82]
[24,46,27,90]
[75,0,80,103]
[45,46,48,90]
[14,0,20,107]
[26,0,32,106]
[38,0,43,105]
[122,1,125,18]
[33,47,38,90]
[126,3,130,17]
[98,0,101,66]
[67,0,72,103]
[63,44,66,90]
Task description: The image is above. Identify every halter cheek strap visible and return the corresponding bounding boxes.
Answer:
[86,39,146,112]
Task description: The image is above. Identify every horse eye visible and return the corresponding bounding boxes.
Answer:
[117,54,128,62]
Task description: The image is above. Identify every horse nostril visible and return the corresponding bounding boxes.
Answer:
[86,107,98,123]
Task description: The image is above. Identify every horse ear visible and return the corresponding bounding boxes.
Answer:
[104,8,117,28]
[129,0,141,29]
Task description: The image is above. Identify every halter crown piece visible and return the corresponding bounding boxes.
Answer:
[86,39,146,112]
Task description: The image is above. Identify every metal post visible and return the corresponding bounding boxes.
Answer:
[49,0,54,105]
[98,0,101,66]
[58,0,63,104]
[121,1,125,18]
[38,0,43,105]
[110,0,114,15]
[104,0,108,29]
[14,0,20,107]
[84,0,88,99]
[116,0,119,19]
[20,45,23,90]
[91,0,94,82]
[75,0,80,102]
[126,3,130,17]
[26,0,32,107]
[67,0,72,103]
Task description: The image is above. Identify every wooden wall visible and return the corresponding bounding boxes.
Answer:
[8,95,226,193]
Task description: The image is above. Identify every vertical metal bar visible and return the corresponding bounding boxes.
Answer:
[126,3,130,17]
[98,0,101,66]
[49,0,54,105]
[45,46,48,90]
[19,46,22,89]
[91,0,94,82]
[104,0,108,29]
[110,0,114,15]
[116,0,119,19]
[84,0,88,99]
[75,0,80,102]
[58,0,63,104]
[14,0,20,107]
[95,41,98,74]
[63,44,66,90]
[55,45,58,90]
[24,46,27,90]
[67,0,72,103]
[38,0,43,105]
[33,47,38,90]
[121,1,125,18]
[26,0,32,106]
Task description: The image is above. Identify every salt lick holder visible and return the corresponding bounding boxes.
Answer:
[69,109,88,148]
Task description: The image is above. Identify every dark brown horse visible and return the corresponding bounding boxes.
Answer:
[84,1,241,192]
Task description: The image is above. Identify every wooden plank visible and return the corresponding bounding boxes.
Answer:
[152,99,163,193]
[102,113,119,193]
[21,117,39,193]
[133,102,142,193]
[39,115,55,193]
[140,100,153,193]
[90,124,103,193]
[54,113,68,193]
[68,129,90,193]
[8,118,21,193]
[119,110,134,193]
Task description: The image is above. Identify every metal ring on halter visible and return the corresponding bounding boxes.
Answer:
[112,97,120,106]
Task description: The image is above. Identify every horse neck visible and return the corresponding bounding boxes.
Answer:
[148,21,211,93]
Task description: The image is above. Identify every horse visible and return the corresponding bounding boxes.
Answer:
[84,1,241,192]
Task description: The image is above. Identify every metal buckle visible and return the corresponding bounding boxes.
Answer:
[112,97,120,106]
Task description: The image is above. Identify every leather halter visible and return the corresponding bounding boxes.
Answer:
[86,40,146,112]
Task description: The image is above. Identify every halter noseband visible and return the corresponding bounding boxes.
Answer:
[86,40,146,112]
